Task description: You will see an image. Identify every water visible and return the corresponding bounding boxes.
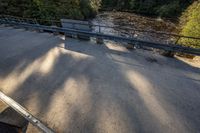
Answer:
[92,12,179,44]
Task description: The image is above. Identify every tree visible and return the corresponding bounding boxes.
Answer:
[0,0,101,20]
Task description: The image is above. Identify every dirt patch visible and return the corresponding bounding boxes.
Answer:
[146,57,158,63]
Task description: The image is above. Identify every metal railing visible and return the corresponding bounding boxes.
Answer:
[1,15,200,41]
[0,15,200,56]
[0,91,55,133]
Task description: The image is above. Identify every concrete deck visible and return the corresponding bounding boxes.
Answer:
[0,26,200,133]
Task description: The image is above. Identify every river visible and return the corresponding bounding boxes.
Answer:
[92,11,179,44]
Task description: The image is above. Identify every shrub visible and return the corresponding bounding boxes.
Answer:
[0,0,101,20]
[179,1,200,48]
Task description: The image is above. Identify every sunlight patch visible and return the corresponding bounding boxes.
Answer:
[38,47,61,75]
[125,70,187,132]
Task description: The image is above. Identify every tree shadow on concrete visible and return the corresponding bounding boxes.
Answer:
[0,32,200,133]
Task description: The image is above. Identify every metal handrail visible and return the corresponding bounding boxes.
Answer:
[1,19,200,56]
[0,91,55,133]
[1,14,200,41]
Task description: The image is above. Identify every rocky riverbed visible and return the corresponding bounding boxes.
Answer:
[92,11,179,44]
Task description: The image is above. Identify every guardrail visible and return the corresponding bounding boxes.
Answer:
[0,15,200,56]
[1,14,200,42]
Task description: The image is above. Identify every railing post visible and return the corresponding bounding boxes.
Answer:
[51,25,59,35]
[160,35,178,58]
[163,36,181,57]
[175,36,181,44]
[96,26,103,44]
[23,19,29,30]
[35,24,44,33]
[126,31,136,50]
[12,18,20,29]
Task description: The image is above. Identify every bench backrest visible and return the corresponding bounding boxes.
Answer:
[61,19,92,32]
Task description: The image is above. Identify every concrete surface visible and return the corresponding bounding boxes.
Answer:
[0,26,200,133]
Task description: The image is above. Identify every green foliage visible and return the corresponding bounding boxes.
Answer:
[156,1,180,17]
[0,0,101,20]
[179,1,200,48]
[0,0,195,19]
[80,0,101,18]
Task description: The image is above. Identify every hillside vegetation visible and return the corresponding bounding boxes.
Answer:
[0,0,195,19]
[179,1,200,48]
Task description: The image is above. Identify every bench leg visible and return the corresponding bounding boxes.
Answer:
[77,34,90,41]
[65,33,73,38]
